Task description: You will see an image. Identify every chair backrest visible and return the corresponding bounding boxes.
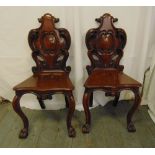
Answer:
[28,13,71,75]
[85,13,127,74]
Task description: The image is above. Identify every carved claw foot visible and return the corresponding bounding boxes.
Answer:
[68,126,76,138]
[19,128,28,139]
[82,124,90,134]
[127,121,136,132]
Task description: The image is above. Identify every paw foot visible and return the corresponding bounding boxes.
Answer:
[19,128,28,139]
[82,124,90,134]
[68,126,76,138]
[127,122,136,132]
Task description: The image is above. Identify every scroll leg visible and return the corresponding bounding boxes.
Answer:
[89,92,93,107]
[65,95,69,108]
[127,88,141,132]
[113,92,120,107]
[66,92,76,137]
[12,93,29,139]
[37,96,46,109]
[82,89,91,134]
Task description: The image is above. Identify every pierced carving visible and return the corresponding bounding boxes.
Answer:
[28,13,71,74]
[85,13,127,73]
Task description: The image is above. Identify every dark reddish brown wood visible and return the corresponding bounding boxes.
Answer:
[82,89,91,133]
[12,94,29,138]
[12,13,76,138]
[82,13,142,134]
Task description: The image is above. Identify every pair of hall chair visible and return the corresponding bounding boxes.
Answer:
[12,13,142,138]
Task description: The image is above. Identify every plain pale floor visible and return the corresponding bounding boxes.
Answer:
[0,100,155,148]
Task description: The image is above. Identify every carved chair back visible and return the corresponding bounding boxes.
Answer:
[86,13,127,74]
[28,13,71,75]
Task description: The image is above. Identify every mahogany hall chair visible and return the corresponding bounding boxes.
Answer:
[12,13,76,138]
[82,13,142,134]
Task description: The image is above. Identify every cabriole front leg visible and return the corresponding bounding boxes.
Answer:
[66,91,76,137]
[12,92,29,139]
[127,88,141,132]
[82,89,91,134]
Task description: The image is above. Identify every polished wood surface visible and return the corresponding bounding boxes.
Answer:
[82,13,142,134]
[28,13,71,74]
[14,72,74,92]
[12,13,76,139]
[85,14,126,73]
[85,68,141,89]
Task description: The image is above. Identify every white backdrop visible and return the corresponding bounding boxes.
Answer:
[0,6,154,110]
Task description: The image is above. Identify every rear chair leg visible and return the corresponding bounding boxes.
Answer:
[37,96,46,109]
[113,92,120,107]
[65,95,69,108]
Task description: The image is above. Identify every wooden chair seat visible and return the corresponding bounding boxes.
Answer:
[14,72,74,92]
[84,68,142,89]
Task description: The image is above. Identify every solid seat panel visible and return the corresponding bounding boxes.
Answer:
[84,69,142,89]
[14,72,74,92]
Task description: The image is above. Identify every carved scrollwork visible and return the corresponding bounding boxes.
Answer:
[28,13,71,74]
[85,13,127,73]
[40,31,59,53]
